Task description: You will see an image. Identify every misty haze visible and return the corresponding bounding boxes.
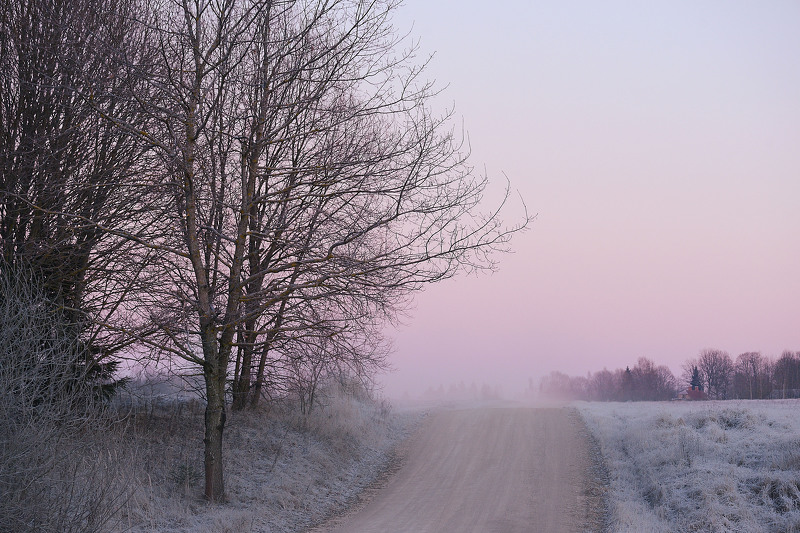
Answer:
[2,0,798,532]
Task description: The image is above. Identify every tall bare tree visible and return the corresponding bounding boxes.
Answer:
[630,357,676,401]
[733,351,771,400]
[587,368,618,401]
[695,348,734,400]
[772,351,800,398]
[83,0,526,501]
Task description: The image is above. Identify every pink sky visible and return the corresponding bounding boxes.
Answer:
[380,1,800,398]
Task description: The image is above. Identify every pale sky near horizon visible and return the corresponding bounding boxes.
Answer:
[379,1,800,398]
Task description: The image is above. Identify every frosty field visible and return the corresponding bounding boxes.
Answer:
[578,399,800,533]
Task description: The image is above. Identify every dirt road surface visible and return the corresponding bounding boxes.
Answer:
[315,407,604,533]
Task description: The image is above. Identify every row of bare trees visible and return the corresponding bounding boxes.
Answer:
[683,349,800,401]
[1,0,525,501]
[538,357,677,402]
[538,350,800,402]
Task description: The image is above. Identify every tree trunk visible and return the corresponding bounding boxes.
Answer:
[249,283,295,409]
[250,343,270,409]
[202,329,227,502]
[232,327,256,411]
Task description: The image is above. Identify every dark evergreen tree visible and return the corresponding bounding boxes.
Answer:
[690,365,703,390]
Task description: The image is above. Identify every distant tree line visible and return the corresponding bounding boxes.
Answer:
[538,349,800,401]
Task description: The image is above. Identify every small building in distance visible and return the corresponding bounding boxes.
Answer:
[677,386,708,401]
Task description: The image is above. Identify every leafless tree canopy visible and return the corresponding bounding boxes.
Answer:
[733,352,772,400]
[0,0,160,363]
[2,0,528,501]
[684,349,735,401]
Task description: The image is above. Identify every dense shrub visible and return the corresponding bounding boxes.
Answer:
[0,264,131,533]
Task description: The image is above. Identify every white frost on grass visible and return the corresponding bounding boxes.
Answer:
[120,384,419,533]
[577,400,800,533]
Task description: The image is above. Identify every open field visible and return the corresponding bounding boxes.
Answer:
[578,399,800,533]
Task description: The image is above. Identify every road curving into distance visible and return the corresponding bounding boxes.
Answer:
[315,406,606,533]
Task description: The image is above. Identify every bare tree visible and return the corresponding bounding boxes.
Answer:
[83,0,526,501]
[629,357,672,401]
[587,368,619,401]
[733,351,771,400]
[539,359,676,402]
[538,371,588,400]
[696,348,734,400]
[656,364,678,399]
[772,351,800,398]
[263,296,390,416]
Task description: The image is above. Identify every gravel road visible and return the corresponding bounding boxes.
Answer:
[315,407,605,533]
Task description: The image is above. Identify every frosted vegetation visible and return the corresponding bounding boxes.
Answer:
[578,400,800,533]
[121,378,415,533]
[3,364,412,533]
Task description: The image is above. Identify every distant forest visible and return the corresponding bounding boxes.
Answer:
[538,349,800,401]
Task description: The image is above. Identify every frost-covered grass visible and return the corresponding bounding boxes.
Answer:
[577,400,800,533]
[117,382,417,533]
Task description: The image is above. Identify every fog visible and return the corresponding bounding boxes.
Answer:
[379,1,800,401]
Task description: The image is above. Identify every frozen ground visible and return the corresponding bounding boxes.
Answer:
[577,399,800,533]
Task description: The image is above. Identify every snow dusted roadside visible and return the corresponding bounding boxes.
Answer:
[577,400,800,533]
[120,386,422,533]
